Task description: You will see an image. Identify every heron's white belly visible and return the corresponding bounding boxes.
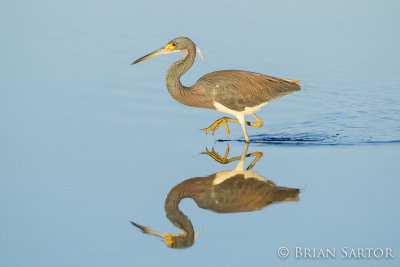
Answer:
[213,102,268,118]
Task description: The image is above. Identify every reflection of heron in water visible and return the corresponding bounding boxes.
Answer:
[130,144,300,248]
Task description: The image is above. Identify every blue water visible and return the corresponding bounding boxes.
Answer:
[1,0,399,266]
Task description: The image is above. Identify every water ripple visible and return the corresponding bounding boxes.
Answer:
[218,132,400,146]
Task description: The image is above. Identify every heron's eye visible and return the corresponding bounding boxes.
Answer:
[172,43,176,47]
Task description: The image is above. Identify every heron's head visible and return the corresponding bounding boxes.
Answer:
[131,37,203,65]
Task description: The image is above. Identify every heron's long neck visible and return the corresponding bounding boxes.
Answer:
[166,44,196,103]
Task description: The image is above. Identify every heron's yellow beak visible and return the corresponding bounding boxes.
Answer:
[131,43,176,65]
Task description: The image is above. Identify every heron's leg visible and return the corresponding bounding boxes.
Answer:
[201,114,263,138]
[201,117,239,136]
[247,114,263,128]
[240,121,250,143]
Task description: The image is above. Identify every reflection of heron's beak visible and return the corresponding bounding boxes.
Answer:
[130,221,176,247]
[131,44,175,65]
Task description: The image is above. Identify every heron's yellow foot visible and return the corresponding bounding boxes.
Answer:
[200,145,230,164]
[201,118,230,136]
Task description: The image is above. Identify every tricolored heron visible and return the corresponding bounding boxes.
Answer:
[130,143,300,248]
[132,37,301,142]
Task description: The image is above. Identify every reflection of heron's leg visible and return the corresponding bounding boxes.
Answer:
[234,142,248,170]
[202,143,263,169]
[201,114,263,137]
[246,152,263,170]
[201,145,243,164]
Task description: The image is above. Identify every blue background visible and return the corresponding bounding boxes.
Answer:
[1,0,399,266]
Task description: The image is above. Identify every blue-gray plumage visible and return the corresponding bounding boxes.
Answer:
[132,37,301,142]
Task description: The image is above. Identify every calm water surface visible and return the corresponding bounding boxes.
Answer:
[1,0,399,266]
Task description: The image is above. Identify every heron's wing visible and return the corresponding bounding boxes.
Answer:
[196,70,300,111]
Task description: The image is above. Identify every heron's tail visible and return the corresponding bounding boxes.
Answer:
[272,187,300,203]
[282,78,301,86]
